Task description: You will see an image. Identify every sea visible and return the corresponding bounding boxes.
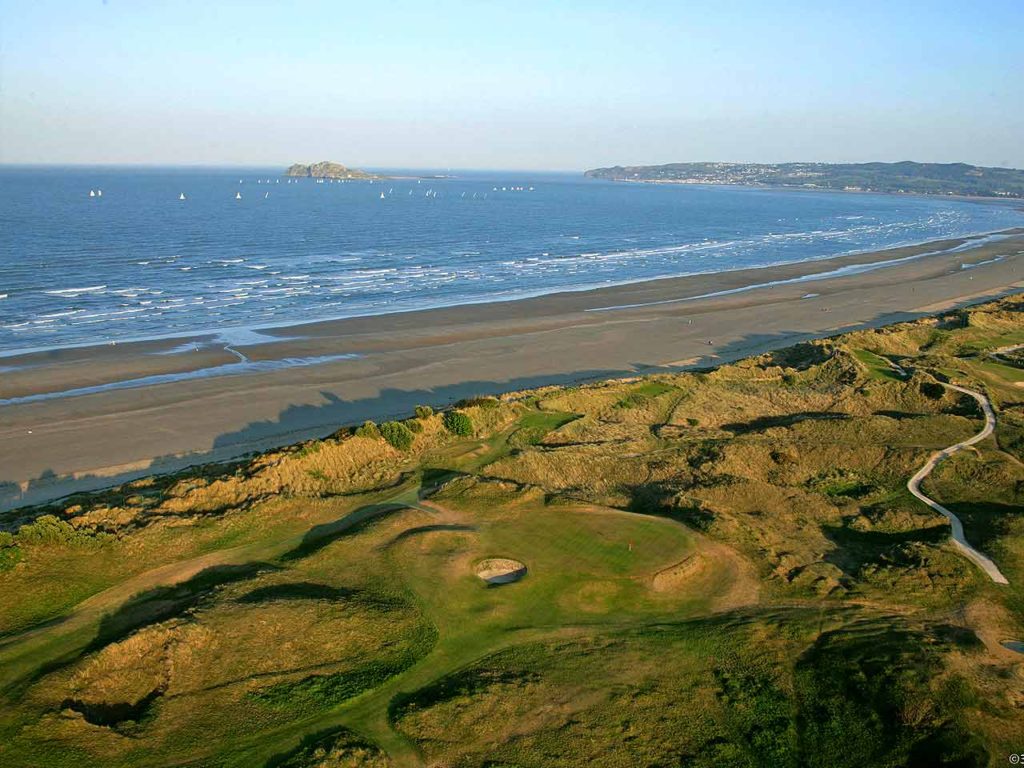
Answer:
[1,166,1021,356]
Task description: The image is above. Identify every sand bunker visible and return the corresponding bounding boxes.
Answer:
[476,558,527,585]
[652,554,707,592]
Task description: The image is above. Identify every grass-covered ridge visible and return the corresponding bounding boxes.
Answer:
[2,297,1024,766]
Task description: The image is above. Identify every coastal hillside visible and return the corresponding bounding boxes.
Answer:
[284,161,378,179]
[1,297,1023,766]
[585,160,1024,198]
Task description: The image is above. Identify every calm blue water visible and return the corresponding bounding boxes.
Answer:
[1,167,1020,354]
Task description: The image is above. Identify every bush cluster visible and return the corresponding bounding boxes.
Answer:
[16,515,90,546]
[354,420,380,439]
[0,516,111,571]
[442,410,474,436]
[414,405,434,419]
[454,396,499,410]
[380,421,415,451]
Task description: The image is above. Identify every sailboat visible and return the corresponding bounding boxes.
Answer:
[89,190,95,197]
[380,191,386,199]
[265,192,269,199]
[97,189,103,197]
[179,193,186,201]
[235,191,242,200]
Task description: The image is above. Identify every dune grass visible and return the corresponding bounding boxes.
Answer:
[2,296,1024,766]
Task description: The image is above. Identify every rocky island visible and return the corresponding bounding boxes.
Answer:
[284,161,379,179]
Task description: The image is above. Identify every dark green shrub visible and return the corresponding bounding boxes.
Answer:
[403,418,423,433]
[17,515,83,546]
[354,420,380,439]
[443,410,473,436]
[12,515,109,551]
[455,396,499,410]
[414,405,433,419]
[380,421,415,451]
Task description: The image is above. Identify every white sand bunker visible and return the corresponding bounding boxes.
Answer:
[475,558,527,585]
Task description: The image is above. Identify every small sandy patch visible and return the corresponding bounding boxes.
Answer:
[476,558,527,585]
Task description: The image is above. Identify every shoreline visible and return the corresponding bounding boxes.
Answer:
[2,229,1024,511]
[2,185,1021,360]
[589,175,1024,205]
[2,227,1020,369]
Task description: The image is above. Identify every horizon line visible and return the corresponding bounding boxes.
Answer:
[2,159,1022,172]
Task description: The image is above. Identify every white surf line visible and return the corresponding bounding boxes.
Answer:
[906,383,1010,585]
[584,232,1014,313]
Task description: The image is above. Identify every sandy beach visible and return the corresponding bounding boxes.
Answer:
[3,229,1023,510]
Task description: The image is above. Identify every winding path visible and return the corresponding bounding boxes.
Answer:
[906,382,1009,585]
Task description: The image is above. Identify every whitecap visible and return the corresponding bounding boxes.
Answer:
[45,285,107,296]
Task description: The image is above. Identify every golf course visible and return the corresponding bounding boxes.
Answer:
[2,297,1024,767]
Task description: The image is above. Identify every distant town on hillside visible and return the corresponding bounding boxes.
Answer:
[584,161,1024,198]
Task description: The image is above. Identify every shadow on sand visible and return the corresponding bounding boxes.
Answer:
[2,290,1016,519]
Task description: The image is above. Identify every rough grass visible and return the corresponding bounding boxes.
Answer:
[3,296,1024,766]
[392,612,986,768]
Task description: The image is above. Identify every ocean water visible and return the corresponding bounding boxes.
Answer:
[1,166,1020,355]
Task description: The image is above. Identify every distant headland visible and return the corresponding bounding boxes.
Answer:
[284,161,380,179]
[584,161,1024,199]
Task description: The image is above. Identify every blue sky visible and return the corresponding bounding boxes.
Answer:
[1,0,1021,169]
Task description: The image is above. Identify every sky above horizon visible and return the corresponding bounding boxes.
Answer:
[1,1,1022,170]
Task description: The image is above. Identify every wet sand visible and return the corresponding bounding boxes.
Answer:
[2,230,1024,510]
